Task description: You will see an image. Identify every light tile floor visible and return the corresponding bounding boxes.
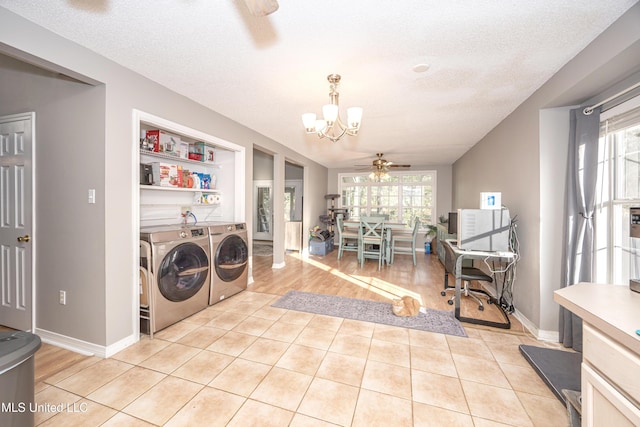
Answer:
[34,291,569,426]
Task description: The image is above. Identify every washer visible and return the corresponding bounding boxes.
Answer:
[207,222,249,305]
[140,225,210,334]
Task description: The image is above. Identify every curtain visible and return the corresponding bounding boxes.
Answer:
[559,106,601,351]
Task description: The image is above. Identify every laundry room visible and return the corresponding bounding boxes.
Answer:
[137,111,249,337]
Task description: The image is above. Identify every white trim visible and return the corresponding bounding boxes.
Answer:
[35,328,138,358]
[513,309,559,342]
[272,261,286,269]
[0,112,37,332]
[600,93,640,121]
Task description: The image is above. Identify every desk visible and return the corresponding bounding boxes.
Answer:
[443,239,516,329]
[344,220,408,264]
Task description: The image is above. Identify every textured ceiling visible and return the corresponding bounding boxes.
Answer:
[1,0,637,168]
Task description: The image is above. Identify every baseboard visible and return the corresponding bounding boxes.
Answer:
[34,328,138,358]
[272,261,286,269]
[513,309,560,342]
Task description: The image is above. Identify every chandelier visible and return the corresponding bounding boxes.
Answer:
[302,74,363,143]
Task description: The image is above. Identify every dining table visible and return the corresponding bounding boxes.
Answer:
[343,219,409,265]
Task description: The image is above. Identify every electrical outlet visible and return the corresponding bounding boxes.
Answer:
[59,290,66,305]
[180,206,192,215]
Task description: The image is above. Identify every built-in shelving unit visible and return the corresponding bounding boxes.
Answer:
[134,110,246,227]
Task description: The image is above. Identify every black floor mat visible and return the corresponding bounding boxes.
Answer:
[519,344,581,404]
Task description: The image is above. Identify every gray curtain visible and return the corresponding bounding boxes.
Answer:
[559,106,601,351]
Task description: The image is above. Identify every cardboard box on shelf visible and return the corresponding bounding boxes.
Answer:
[204,146,215,164]
[188,142,205,161]
[152,162,179,187]
[146,130,181,154]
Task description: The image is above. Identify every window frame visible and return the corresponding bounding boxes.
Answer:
[337,170,437,227]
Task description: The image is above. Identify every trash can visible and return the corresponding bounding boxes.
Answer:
[0,331,42,427]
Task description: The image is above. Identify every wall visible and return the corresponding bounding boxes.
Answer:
[253,149,274,180]
[0,7,328,353]
[452,3,640,336]
[0,54,107,343]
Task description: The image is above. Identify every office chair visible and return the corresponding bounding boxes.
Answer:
[336,214,359,260]
[441,241,493,311]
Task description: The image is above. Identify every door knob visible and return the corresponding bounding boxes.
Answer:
[17,235,30,243]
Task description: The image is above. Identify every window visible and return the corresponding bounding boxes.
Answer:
[595,101,640,285]
[339,171,436,226]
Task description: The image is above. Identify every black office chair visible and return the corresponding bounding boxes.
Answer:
[441,241,493,311]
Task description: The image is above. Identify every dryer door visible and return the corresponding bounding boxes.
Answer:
[157,242,209,302]
[215,234,249,282]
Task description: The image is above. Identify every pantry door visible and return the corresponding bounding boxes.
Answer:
[0,113,34,331]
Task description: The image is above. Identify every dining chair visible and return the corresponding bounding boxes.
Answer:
[358,216,386,270]
[390,217,420,265]
[441,241,493,310]
[335,214,359,260]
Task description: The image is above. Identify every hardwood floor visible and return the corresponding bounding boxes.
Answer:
[24,248,526,385]
[250,249,526,334]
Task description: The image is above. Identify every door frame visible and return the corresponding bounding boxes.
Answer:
[0,112,36,331]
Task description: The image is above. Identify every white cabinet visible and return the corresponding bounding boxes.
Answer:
[134,110,246,226]
[554,283,640,427]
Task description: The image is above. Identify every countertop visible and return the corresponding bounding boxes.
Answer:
[554,282,640,354]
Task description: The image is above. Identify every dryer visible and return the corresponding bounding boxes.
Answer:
[139,225,210,333]
[207,222,249,305]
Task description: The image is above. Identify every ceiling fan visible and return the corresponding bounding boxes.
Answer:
[356,153,411,173]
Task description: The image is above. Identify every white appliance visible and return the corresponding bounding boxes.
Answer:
[139,225,210,333]
[457,208,511,252]
[206,222,249,305]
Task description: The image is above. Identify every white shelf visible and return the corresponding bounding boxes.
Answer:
[140,185,220,193]
[140,150,220,168]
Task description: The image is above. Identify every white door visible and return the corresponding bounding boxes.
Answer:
[253,180,273,241]
[0,113,34,331]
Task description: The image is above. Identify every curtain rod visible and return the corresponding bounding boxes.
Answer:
[583,81,640,115]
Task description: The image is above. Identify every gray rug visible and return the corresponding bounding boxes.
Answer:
[272,290,467,337]
[253,243,273,256]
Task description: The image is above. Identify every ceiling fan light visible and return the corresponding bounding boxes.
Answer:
[347,107,363,129]
[243,0,279,16]
[302,113,317,132]
[322,104,339,125]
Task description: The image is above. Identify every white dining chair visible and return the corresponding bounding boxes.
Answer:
[336,214,359,259]
[390,217,420,265]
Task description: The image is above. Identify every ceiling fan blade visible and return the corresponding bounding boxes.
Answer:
[389,164,411,168]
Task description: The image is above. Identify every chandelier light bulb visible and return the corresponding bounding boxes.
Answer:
[302,113,317,132]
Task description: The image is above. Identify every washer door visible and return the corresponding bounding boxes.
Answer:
[158,242,209,302]
[215,234,248,282]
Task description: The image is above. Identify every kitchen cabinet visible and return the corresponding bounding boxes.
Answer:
[554,283,640,427]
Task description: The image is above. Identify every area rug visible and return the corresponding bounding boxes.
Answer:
[272,290,466,337]
[252,242,273,256]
